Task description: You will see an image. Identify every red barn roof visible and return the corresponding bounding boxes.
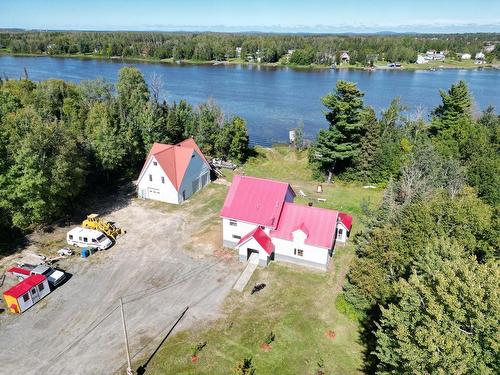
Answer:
[271,202,339,249]
[236,227,275,255]
[220,175,295,228]
[7,267,31,276]
[138,139,209,191]
[3,274,46,299]
[338,212,353,231]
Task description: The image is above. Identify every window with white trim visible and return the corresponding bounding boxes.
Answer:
[153,161,158,166]
[161,176,165,184]
[229,220,237,227]
[294,248,304,257]
[338,228,343,237]
[149,174,153,182]
[232,234,241,240]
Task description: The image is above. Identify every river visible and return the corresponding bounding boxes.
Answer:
[1,55,499,146]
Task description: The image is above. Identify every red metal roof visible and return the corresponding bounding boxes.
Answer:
[271,202,339,249]
[7,267,31,276]
[220,175,295,228]
[237,227,275,255]
[338,212,353,231]
[138,139,209,190]
[3,274,46,299]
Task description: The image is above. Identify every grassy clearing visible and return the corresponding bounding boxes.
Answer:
[136,246,363,375]
[132,146,382,374]
[239,146,382,232]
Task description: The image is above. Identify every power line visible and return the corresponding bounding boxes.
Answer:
[41,258,226,371]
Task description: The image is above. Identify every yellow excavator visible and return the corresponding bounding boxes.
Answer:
[82,214,122,240]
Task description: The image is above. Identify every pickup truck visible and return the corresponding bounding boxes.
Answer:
[8,264,67,288]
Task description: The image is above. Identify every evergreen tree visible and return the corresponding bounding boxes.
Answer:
[294,121,305,151]
[375,240,499,375]
[228,117,249,163]
[357,107,380,181]
[311,80,365,177]
[431,80,472,136]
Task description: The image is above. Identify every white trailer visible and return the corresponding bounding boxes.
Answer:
[67,227,113,250]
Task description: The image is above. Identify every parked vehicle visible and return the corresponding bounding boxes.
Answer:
[67,227,113,250]
[30,265,66,288]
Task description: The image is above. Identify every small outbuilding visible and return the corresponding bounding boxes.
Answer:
[137,138,211,204]
[3,274,50,314]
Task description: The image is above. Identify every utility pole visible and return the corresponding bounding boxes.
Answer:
[120,297,133,375]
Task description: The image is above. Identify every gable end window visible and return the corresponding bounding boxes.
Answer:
[229,220,237,227]
[153,161,158,166]
[149,174,153,182]
[161,177,165,184]
[338,229,343,237]
[294,248,304,257]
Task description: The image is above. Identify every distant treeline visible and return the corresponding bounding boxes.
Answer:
[0,30,498,65]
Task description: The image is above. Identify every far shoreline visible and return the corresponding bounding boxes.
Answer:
[1,50,498,72]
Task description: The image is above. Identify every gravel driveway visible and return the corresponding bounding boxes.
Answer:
[0,192,241,374]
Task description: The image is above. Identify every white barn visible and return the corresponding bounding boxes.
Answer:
[137,139,211,204]
[220,176,353,271]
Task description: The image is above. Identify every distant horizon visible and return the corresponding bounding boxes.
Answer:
[2,0,499,34]
[2,25,500,35]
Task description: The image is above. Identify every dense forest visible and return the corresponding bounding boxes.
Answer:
[0,67,249,242]
[308,80,499,373]
[0,30,499,65]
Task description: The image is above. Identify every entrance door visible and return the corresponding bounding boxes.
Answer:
[30,287,40,304]
[247,248,259,263]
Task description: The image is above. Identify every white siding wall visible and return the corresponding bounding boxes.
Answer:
[272,237,330,266]
[222,218,272,247]
[237,237,268,261]
[336,223,348,243]
[177,151,210,203]
[137,156,179,204]
[17,278,50,313]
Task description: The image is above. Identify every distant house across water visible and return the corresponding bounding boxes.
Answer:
[340,51,350,63]
[425,50,445,61]
[416,55,427,64]
[475,52,486,64]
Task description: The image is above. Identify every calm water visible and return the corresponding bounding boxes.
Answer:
[1,56,499,146]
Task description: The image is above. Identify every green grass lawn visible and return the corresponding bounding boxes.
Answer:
[132,146,382,374]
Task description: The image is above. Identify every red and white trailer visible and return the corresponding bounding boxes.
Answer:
[3,274,51,314]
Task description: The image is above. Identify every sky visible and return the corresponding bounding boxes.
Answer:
[1,0,499,33]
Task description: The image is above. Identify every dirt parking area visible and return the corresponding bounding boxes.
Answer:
[0,186,242,375]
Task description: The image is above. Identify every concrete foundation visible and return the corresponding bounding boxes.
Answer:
[274,253,328,271]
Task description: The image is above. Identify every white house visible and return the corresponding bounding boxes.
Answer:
[137,139,210,204]
[416,55,427,64]
[340,51,350,63]
[220,176,353,271]
[425,50,445,61]
[460,53,471,60]
[475,52,486,64]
